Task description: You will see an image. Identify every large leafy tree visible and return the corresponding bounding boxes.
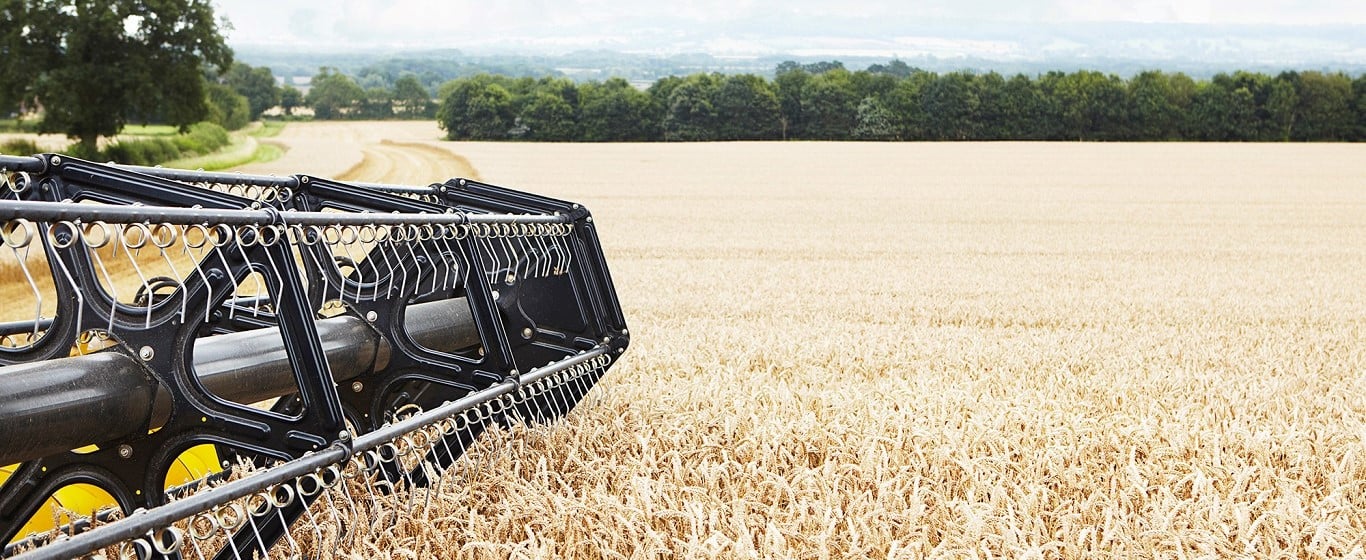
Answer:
[307,68,364,119]
[3,0,232,151]
[279,85,303,116]
[1290,71,1354,141]
[772,65,810,140]
[223,62,280,120]
[1185,80,1257,141]
[663,75,719,141]
[436,75,515,139]
[711,74,781,140]
[799,69,858,140]
[920,72,979,140]
[517,91,576,141]
[204,82,249,130]
[1128,71,1181,140]
[578,78,657,142]
[998,73,1049,139]
[1051,70,1130,140]
[392,74,431,119]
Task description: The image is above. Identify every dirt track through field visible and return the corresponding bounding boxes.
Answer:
[337,140,481,184]
[235,121,479,184]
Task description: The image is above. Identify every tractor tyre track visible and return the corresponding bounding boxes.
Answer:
[337,140,481,185]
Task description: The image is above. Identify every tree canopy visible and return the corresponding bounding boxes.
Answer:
[223,62,280,120]
[2,0,232,149]
[306,68,364,119]
[342,60,1366,143]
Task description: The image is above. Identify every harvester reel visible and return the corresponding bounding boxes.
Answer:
[0,155,629,559]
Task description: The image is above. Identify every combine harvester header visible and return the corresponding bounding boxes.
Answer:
[0,154,628,559]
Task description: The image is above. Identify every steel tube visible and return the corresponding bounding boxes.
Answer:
[0,199,570,226]
[0,156,45,173]
[0,298,479,466]
[114,164,299,189]
[0,318,53,338]
[0,353,156,465]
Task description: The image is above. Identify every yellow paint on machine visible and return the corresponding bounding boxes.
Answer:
[0,444,220,544]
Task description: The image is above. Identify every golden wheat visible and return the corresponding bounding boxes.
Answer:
[6,123,1366,558]
[420,140,1366,559]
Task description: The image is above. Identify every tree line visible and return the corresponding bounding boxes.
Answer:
[433,61,1366,142]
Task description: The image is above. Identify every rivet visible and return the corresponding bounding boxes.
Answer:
[365,310,378,322]
[490,290,500,301]
[505,273,516,285]
[351,381,364,393]
[522,327,533,339]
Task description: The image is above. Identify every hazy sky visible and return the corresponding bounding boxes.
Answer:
[212,0,1366,51]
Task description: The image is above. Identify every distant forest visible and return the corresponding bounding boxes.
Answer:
[277,60,1366,142]
[425,61,1366,142]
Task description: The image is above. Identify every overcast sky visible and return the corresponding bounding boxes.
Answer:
[211,0,1366,51]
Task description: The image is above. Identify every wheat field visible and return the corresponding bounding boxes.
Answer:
[6,123,1366,557]
[374,139,1365,558]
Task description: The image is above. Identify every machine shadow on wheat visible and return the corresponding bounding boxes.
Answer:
[0,153,629,559]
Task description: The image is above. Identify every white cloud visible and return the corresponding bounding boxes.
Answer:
[212,0,1366,49]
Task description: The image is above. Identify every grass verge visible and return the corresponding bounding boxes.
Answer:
[157,122,287,170]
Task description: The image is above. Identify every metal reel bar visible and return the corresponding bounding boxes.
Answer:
[0,199,569,227]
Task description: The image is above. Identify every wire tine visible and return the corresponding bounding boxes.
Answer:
[332,467,366,546]
[435,233,457,291]
[229,229,262,317]
[7,240,45,343]
[533,232,550,279]
[518,228,535,280]
[242,506,271,560]
[413,237,438,297]
[46,240,85,352]
[210,236,239,323]
[80,222,123,334]
[181,225,215,325]
[273,506,301,558]
[395,234,412,298]
[116,223,155,328]
[382,239,401,300]
[257,228,288,309]
[312,232,342,307]
[148,223,191,323]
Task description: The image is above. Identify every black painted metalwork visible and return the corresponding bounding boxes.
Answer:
[0,155,629,559]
